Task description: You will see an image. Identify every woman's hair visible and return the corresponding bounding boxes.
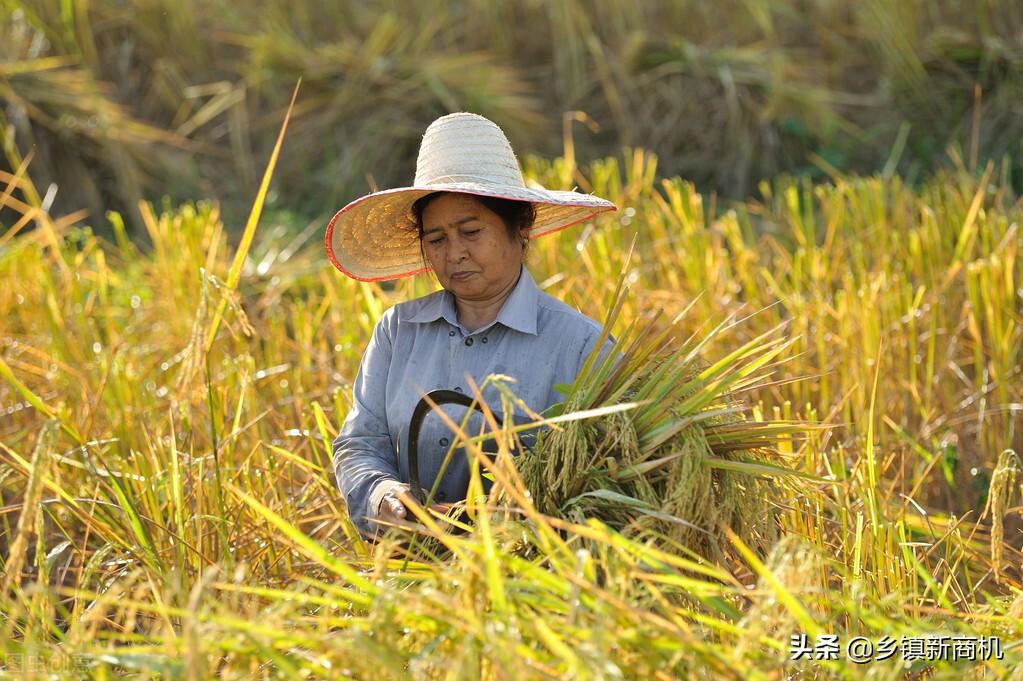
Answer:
[406,192,537,266]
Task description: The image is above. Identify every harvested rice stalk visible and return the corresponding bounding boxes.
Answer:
[520,285,811,563]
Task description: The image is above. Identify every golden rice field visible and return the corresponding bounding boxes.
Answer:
[1,113,1022,678]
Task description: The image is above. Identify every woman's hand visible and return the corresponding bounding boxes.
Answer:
[377,484,412,524]
[376,485,454,528]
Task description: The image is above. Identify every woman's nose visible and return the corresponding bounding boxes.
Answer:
[447,236,468,262]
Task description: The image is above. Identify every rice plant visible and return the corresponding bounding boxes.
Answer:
[1,97,1021,677]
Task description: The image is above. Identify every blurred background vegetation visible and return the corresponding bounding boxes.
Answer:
[3,0,1023,238]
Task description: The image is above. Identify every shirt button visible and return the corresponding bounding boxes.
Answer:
[439,437,449,446]
[449,330,455,337]
[482,337,488,343]
[464,337,474,346]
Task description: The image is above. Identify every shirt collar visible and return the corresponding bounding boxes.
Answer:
[405,263,539,336]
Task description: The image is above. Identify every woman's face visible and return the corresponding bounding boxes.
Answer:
[421,193,526,301]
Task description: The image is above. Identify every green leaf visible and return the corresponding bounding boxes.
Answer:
[545,402,565,418]
[703,457,832,482]
[565,490,711,534]
[568,488,652,508]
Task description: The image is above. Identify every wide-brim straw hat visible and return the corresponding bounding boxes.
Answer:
[325,112,618,281]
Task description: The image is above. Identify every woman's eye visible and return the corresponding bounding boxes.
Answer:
[464,229,481,237]
[427,237,445,245]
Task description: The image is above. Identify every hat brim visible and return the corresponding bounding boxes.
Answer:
[325,182,618,282]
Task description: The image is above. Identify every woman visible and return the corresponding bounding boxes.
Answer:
[326,112,619,540]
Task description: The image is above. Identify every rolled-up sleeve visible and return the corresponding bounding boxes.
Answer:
[332,310,403,539]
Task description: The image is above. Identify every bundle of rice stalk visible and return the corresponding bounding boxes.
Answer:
[519,266,816,564]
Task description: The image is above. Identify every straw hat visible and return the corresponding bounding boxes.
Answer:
[325,112,618,281]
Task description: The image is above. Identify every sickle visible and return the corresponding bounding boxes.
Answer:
[407,389,485,506]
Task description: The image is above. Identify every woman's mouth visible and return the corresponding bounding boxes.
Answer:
[451,272,476,281]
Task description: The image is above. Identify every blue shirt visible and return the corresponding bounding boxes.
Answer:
[332,263,618,538]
